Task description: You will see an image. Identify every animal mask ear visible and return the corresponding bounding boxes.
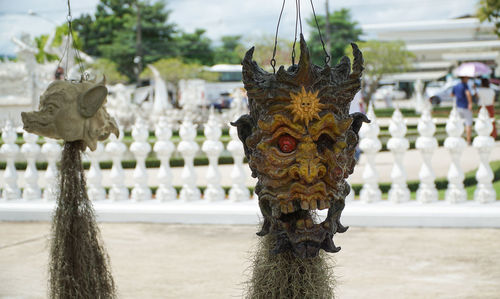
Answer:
[78,85,107,118]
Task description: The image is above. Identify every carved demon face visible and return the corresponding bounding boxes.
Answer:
[21,78,119,151]
[233,35,368,258]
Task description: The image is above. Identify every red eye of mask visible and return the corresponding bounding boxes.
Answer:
[278,135,297,153]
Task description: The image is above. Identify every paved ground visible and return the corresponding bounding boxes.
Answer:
[1,222,500,299]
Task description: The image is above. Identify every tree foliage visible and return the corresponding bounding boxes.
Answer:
[213,35,243,64]
[344,40,414,102]
[307,8,362,66]
[88,58,128,84]
[72,0,177,81]
[236,34,295,72]
[139,58,218,86]
[477,0,500,36]
[175,29,214,66]
[34,24,83,64]
[34,35,59,64]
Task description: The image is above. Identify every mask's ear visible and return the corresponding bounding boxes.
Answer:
[349,112,370,136]
[78,85,107,118]
[230,114,254,158]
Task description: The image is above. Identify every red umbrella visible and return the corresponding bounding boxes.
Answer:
[453,62,492,77]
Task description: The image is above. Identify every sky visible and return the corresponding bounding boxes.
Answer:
[0,0,477,56]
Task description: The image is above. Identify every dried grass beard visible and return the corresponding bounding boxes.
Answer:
[245,231,336,299]
[48,140,116,299]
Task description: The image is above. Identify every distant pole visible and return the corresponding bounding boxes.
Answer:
[325,0,331,56]
[135,0,143,83]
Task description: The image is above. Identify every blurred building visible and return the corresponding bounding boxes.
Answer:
[362,17,500,83]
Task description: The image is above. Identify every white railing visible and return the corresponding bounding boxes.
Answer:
[0,105,498,226]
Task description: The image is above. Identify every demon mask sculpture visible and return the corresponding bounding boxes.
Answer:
[21,77,119,150]
[233,35,368,258]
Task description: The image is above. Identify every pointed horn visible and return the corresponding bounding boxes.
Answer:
[350,43,364,78]
[242,46,255,72]
[296,34,313,82]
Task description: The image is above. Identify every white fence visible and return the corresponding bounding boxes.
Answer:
[0,105,499,227]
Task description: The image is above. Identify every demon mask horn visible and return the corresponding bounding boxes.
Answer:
[233,34,368,259]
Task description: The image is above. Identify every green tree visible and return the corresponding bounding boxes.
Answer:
[34,24,83,63]
[213,35,243,64]
[307,8,362,66]
[139,57,218,86]
[72,0,177,81]
[34,35,59,64]
[88,58,128,84]
[344,40,414,103]
[477,0,500,36]
[236,34,295,71]
[175,29,214,66]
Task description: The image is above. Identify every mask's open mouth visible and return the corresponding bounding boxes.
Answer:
[258,183,348,259]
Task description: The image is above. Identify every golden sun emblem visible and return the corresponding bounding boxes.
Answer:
[286,86,325,126]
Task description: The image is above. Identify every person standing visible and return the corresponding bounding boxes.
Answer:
[451,76,474,144]
[477,78,497,138]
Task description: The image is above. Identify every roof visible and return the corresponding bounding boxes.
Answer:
[362,18,495,33]
[382,71,448,82]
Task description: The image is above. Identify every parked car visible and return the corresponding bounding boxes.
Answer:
[373,85,407,101]
[424,81,455,106]
[373,85,407,108]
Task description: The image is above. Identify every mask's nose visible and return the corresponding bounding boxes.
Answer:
[296,141,326,184]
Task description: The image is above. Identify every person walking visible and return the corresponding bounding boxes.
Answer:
[451,76,474,144]
[477,78,497,138]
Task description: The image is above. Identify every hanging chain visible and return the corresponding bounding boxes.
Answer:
[271,0,287,73]
[310,0,330,65]
[272,0,331,70]
[291,0,299,65]
[57,0,87,81]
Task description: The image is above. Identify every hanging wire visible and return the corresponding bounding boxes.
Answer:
[310,0,331,65]
[272,0,331,70]
[291,0,299,65]
[270,0,286,73]
[297,0,303,35]
[57,0,87,81]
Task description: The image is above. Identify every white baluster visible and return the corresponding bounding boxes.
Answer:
[227,119,250,202]
[202,108,225,201]
[1,121,21,200]
[86,142,106,201]
[130,118,152,201]
[154,116,177,201]
[387,107,410,203]
[105,126,129,201]
[414,79,424,114]
[359,102,382,203]
[416,103,438,203]
[178,115,201,201]
[41,138,61,201]
[444,105,467,203]
[21,131,41,200]
[473,106,496,203]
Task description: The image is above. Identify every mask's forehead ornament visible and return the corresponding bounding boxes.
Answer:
[233,34,369,259]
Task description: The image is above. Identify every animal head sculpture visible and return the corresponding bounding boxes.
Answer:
[21,78,119,151]
[232,35,369,258]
